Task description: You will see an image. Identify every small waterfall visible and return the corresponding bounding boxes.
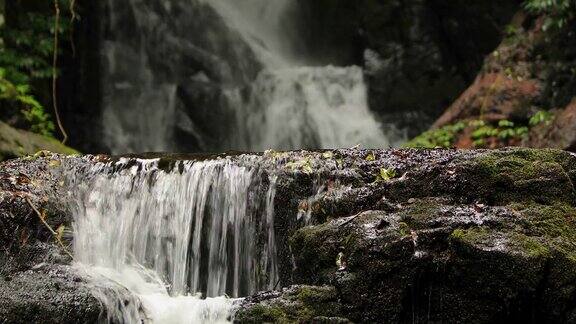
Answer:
[66,157,278,322]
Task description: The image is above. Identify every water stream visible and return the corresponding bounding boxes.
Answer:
[67,157,277,323]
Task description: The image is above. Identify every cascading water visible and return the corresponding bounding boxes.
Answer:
[66,157,278,323]
[101,0,405,154]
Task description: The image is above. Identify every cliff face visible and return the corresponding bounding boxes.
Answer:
[46,0,524,152]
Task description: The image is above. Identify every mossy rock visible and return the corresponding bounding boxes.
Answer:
[0,121,79,161]
[456,148,576,205]
[234,285,348,323]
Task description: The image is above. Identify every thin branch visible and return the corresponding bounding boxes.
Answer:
[52,0,69,144]
[25,197,74,259]
[69,0,77,57]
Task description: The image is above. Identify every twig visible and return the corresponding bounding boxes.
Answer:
[273,278,281,291]
[25,197,73,259]
[52,0,69,144]
[69,0,78,25]
[69,0,77,57]
[339,212,362,227]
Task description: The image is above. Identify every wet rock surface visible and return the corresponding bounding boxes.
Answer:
[0,154,133,323]
[238,147,576,323]
[2,148,576,322]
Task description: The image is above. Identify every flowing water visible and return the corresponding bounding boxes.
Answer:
[67,157,277,322]
[83,0,405,321]
[101,0,404,154]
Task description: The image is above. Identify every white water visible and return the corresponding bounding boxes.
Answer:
[102,0,402,154]
[238,66,390,150]
[67,157,277,323]
[208,0,396,150]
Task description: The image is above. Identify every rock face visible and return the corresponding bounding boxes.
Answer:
[0,155,101,323]
[298,0,521,137]
[2,148,576,323]
[238,148,576,323]
[429,13,576,151]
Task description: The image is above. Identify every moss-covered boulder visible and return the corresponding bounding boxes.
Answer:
[272,148,576,322]
[0,121,79,161]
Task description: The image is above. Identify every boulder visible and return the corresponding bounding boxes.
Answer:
[239,148,576,323]
[0,121,79,161]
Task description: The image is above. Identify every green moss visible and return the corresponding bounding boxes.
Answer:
[290,223,340,281]
[294,286,337,304]
[237,286,343,323]
[237,304,289,323]
[0,121,80,161]
[400,199,443,229]
[450,227,491,245]
[452,227,551,258]
[512,233,550,257]
[469,149,576,205]
[510,202,576,260]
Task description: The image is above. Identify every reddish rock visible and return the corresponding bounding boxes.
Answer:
[527,99,576,150]
[424,13,576,151]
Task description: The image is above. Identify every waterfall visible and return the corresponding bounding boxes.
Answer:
[237,66,391,150]
[66,157,277,322]
[101,0,404,154]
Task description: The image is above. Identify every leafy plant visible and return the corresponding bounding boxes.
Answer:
[375,168,397,182]
[407,118,534,149]
[405,122,467,148]
[529,110,554,126]
[0,68,55,136]
[0,1,73,137]
[523,0,575,30]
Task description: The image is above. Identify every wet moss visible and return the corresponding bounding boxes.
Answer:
[399,198,444,229]
[451,227,550,258]
[512,234,550,257]
[290,224,339,283]
[236,286,343,323]
[468,148,576,205]
[236,304,290,323]
[294,285,337,304]
[450,227,490,245]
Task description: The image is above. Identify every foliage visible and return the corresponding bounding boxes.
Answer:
[523,0,575,30]
[374,168,397,183]
[471,120,529,147]
[0,68,54,136]
[406,117,541,149]
[0,1,73,137]
[529,110,554,126]
[404,122,467,148]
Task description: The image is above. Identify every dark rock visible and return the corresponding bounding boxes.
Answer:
[0,153,127,323]
[298,0,521,137]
